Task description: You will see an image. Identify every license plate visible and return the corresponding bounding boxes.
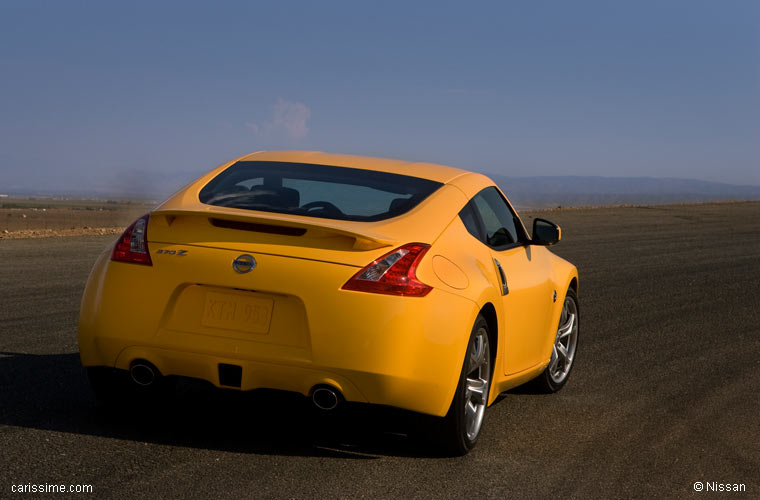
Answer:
[201,291,273,334]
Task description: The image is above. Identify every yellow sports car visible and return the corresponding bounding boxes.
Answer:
[79,151,579,455]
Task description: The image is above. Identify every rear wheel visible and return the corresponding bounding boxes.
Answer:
[436,315,492,455]
[530,288,579,393]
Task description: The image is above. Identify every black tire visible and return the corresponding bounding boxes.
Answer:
[528,288,579,393]
[435,315,492,456]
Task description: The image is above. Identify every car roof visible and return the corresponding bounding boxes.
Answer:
[156,151,501,247]
[239,151,471,184]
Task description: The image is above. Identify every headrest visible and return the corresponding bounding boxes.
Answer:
[248,186,300,209]
[389,197,410,213]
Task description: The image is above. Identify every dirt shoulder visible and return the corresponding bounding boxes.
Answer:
[0,227,124,239]
[2,199,758,240]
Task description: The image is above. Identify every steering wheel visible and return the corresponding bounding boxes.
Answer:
[300,201,345,217]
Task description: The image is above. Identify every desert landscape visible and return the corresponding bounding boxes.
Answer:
[0,197,154,239]
[2,2,757,497]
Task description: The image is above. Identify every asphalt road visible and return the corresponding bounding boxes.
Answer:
[1,202,758,499]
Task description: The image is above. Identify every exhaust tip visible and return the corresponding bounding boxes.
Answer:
[130,360,157,386]
[311,385,342,411]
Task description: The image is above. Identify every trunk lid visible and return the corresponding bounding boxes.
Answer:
[147,184,468,267]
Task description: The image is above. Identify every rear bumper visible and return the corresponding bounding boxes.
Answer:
[79,250,479,416]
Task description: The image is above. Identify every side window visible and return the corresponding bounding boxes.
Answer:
[470,187,521,248]
[458,202,483,241]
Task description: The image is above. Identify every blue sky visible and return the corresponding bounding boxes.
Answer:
[0,0,758,196]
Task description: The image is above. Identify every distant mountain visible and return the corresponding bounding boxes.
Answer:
[3,172,760,209]
[0,170,205,200]
[487,175,760,210]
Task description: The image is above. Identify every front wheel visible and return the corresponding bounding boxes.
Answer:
[434,315,492,456]
[529,288,579,393]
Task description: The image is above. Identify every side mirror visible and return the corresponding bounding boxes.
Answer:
[532,218,561,246]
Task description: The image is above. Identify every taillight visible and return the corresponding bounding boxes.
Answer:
[111,214,152,266]
[342,243,432,297]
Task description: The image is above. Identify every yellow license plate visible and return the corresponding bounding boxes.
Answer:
[201,291,274,334]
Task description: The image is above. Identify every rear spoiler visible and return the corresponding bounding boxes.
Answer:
[150,208,397,251]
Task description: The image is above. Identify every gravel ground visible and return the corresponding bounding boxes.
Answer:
[1,202,758,499]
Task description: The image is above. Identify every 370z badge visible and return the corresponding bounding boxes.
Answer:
[156,249,188,256]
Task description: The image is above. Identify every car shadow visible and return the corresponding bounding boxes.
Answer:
[0,351,453,459]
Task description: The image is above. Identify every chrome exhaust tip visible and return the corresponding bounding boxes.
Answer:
[130,360,157,387]
[311,385,342,411]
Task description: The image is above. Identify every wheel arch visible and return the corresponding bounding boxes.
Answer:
[569,276,578,295]
[541,267,580,364]
[478,302,498,374]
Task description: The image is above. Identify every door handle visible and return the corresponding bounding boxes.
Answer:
[493,258,509,296]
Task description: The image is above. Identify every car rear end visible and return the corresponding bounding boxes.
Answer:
[78,154,479,416]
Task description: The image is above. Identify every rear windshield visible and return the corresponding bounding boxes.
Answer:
[198,161,443,222]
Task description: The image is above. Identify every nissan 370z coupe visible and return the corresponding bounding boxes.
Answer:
[78,151,579,455]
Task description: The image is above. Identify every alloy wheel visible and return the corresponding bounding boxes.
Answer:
[548,296,578,384]
[464,327,491,441]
